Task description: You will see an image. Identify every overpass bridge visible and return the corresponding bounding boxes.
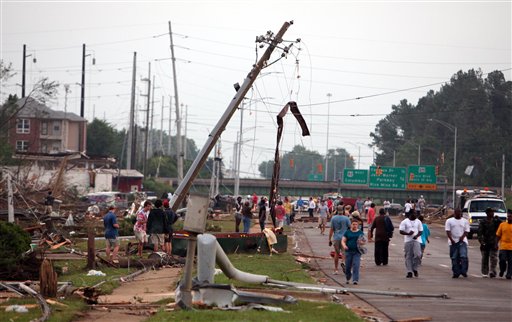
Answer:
[166,178,452,204]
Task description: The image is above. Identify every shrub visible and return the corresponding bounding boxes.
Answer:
[0,222,31,273]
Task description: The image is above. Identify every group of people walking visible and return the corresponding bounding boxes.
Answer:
[103,198,178,262]
[326,197,512,285]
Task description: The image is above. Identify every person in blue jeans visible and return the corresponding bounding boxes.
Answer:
[445,209,470,278]
[342,219,365,285]
[241,201,253,233]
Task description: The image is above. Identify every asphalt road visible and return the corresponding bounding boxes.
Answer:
[299,216,512,322]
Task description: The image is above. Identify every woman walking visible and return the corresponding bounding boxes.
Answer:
[342,219,365,285]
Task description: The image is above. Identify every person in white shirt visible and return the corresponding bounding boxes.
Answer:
[308,197,316,218]
[404,199,412,217]
[399,211,423,278]
[445,209,470,278]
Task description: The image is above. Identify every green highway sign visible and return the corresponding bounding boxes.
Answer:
[369,166,406,189]
[308,173,324,182]
[407,165,437,190]
[343,169,369,185]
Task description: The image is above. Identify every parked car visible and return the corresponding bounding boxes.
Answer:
[291,200,308,214]
[387,203,403,216]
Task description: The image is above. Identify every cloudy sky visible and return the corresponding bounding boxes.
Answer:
[1,0,510,178]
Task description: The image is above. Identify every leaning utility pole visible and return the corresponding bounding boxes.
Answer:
[183,105,188,161]
[6,172,14,223]
[168,95,172,156]
[171,21,294,310]
[168,21,183,184]
[169,20,294,211]
[149,75,156,159]
[142,63,151,178]
[21,44,26,98]
[234,101,244,197]
[160,95,165,153]
[127,52,137,169]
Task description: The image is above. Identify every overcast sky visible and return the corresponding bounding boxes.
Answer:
[1,0,510,179]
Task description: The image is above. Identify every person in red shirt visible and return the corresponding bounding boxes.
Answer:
[327,198,333,215]
[367,203,376,227]
[252,193,258,211]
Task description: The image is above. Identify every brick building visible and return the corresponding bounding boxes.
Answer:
[6,97,87,153]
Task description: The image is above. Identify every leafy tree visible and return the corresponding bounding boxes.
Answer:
[0,60,59,165]
[86,118,124,159]
[258,145,355,180]
[370,69,512,187]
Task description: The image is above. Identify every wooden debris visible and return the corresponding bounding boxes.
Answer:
[46,299,68,307]
[295,256,311,264]
[293,252,331,260]
[18,282,52,321]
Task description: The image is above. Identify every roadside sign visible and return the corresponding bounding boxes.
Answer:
[343,169,368,185]
[308,173,324,182]
[369,166,406,189]
[407,165,437,190]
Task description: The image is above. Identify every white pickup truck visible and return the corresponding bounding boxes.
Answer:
[461,192,507,239]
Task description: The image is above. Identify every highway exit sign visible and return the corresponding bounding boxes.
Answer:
[369,166,406,189]
[343,169,368,185]
[407,165,437,190]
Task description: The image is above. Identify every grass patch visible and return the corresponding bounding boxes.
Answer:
[1,297,86,322]
[214,253,313,287]
[145,252,362,321]
[147,299,361,322]
[54,259,137,294]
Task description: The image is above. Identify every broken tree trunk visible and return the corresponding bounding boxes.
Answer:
[39,258,57,298]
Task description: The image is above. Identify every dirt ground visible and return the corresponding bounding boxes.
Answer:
[74,266,181,322]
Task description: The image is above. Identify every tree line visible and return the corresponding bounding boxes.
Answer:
[370,69,511,187]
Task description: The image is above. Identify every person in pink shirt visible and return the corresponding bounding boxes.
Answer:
[367,203,376,227]
[134,200,151,257]
[275,200,286,228]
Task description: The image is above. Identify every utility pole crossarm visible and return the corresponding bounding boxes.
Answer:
[170,21,294,211]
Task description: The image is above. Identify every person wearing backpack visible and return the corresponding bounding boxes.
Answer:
[369,208,394,266]
[163,200,178,256]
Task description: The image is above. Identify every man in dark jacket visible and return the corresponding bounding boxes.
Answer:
[147,199,166,252]
[369,208,394,266]
[477,208,502,278]
[163,200,177,255]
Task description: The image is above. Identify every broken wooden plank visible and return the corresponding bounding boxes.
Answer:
[18,282,51,321]
[0,282,25,296]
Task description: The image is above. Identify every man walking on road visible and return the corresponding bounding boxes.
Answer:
[477,208,501,278]
[496,209,512,279]
[399,211,423,278]
[369,208,394,266]
[446,209,470,278]
[329,205,351,275]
